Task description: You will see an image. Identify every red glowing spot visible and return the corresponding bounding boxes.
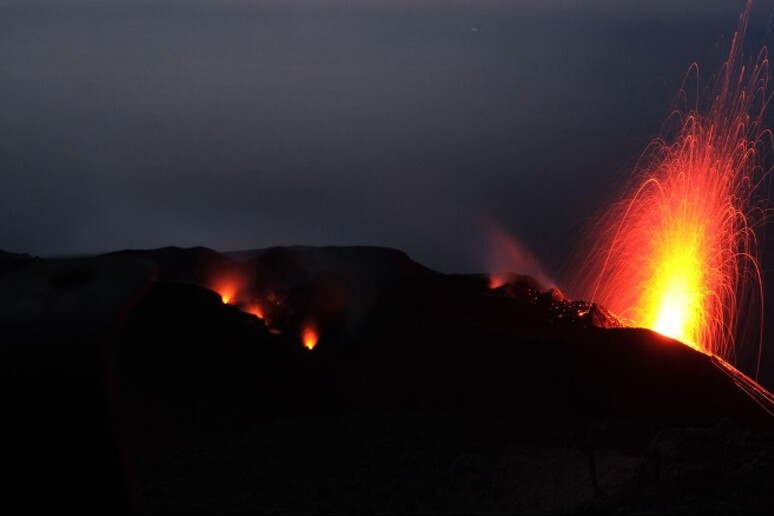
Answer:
[489,273,508,290]
[576,4,768,374]
[302,326,318,350]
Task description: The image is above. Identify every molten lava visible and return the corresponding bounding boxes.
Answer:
[579,4,770,369]
[245,303,264,319]
[214,279,240,305]
[302,325,318,350]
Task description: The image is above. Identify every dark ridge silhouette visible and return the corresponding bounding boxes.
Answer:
[108,245,238,286]
[0,249,32,260]
[0,248,34,277]
[0,245,772,513]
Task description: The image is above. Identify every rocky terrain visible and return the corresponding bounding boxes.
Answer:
[0,246,772,513]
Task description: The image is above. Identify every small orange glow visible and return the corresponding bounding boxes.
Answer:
[245,304,264,319]
[302,326,318,350]
[216,283,238,304]
[211,273,244,305]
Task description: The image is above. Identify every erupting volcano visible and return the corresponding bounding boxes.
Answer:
[578,4,772,373]
[3,2,774,514]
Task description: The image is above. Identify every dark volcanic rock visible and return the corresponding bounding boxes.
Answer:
[246,245,439,291]
[1,244,772,513]
[108,245,238,286]
[0,249,32,260]
[0,248,34,277]
[0,254,154,513]
[107,246,773,431]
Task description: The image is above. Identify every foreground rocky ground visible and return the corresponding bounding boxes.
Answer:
[1,246,772,513]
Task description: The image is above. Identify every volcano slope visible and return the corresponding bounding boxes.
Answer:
[1,246,773,514]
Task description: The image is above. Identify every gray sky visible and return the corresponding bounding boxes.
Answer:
[1,0,772,278]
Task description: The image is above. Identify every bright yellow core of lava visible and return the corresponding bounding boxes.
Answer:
[302,326,318,350]
[637,228,704,349]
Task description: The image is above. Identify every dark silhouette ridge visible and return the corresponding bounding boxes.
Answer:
[0,245,772,513]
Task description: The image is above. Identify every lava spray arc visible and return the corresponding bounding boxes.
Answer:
[577,3,772,373]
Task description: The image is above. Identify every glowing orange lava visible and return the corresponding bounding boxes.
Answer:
[579,4,770,370]
[302,325,318,350]
[245,303,264,319]
[214,280,239,304]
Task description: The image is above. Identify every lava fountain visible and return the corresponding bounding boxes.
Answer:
[578,4,772,372]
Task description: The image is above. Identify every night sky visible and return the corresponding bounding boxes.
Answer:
[2,0,773,280]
